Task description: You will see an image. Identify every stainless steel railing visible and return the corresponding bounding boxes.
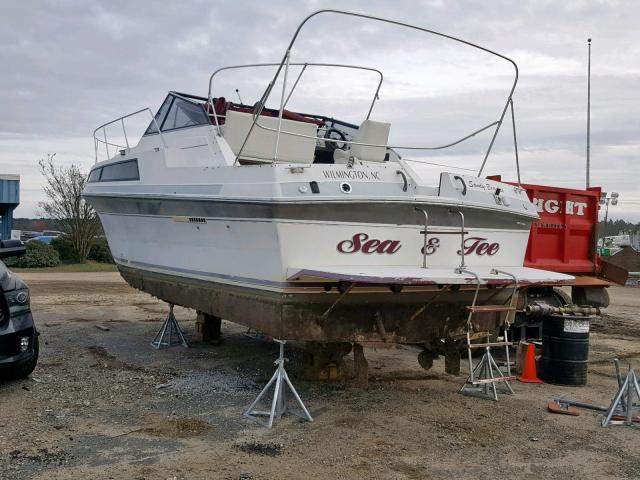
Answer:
[227,9,520,176]
[207,62,384,137]
[93,107,167,163]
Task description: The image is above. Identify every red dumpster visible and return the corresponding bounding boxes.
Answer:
[488,176,602,275]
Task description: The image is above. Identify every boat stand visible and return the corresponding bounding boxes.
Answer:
[151,303,189,349]
[602,366,640,427]
[459,346,514,401]
[244,339,313,428]
[458,268,517,401]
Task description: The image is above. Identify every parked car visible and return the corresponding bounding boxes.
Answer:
[0,240,38,380]
[42,230,64,237]
[26,235,58,245]
[20,231,43,242]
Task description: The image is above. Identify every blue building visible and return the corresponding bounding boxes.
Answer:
[0,174,20,240]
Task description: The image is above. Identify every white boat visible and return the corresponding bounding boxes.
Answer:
[84,10,572,373]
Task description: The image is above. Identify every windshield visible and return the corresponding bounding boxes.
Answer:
[144,94,210,135]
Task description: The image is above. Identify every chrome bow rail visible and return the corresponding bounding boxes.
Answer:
[93,108,167,163]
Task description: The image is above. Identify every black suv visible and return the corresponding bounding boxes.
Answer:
[0,240,38,380]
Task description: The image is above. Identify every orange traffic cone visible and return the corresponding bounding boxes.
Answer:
[518,342,543,384]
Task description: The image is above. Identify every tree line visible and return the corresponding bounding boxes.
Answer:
[599,219,640,237]
[9,154,106,266]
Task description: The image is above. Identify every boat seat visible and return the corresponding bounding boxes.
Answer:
[205,97,229,125]
[226,105,323,126]
[334,119,391,164]
[223,110,318,163]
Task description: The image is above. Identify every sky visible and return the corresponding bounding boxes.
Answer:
[1,0,639,221]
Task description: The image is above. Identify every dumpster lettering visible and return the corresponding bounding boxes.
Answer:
[533,198,588,216]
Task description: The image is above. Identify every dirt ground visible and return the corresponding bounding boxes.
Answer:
[1,272,639,480]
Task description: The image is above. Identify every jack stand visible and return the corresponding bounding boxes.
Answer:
[151,304,189,349]
[353,343,368,387]
[602,367,640,427]
[244,339,313,428]
[459,347,514,401]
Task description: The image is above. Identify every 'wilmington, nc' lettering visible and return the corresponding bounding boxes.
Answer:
[322,170,382,181]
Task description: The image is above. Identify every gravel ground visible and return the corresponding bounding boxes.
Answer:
[0,272,639,479]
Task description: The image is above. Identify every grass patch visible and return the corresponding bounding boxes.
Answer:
[12,262,118,273]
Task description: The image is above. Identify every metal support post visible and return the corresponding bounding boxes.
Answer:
[151,303,189,349]
[274,50,291,161]
[450,210,466,271]
[509,98,521,184]
[244,339,313,428]
[459,345,514,401]
[602,367,640,427]
[586,38,591,189]
[121,118,130,150]
[459,268,517,401]
[415,207,429,268]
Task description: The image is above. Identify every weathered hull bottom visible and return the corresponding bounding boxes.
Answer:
[118,265,512,344]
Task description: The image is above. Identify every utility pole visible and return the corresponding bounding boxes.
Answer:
[586,38,591,189]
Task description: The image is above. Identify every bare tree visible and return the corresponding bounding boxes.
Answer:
[38,153,101,263]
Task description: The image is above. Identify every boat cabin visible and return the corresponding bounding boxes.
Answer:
[140,91,392,166]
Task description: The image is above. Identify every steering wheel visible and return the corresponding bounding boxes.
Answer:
[324,128,348,151]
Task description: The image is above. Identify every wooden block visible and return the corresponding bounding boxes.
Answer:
[196,312,222,343]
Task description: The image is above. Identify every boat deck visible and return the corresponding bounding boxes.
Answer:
[287,265,574,286]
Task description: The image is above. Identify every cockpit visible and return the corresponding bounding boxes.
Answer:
[142,90,389,166]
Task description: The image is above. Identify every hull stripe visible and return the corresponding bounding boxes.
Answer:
[86,195,532,230]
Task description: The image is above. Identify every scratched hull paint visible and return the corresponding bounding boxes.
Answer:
[117,264,515,343]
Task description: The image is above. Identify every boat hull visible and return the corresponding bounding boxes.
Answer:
[85,164,566,345]
[94,200,533,289]
[119,264,512,343]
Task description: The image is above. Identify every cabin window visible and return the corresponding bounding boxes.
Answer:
[87,168,102,183]
[145,96,173,135]
[161,97,209,131]
[98,159,139,182]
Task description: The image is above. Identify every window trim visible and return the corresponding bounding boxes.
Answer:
[158,96,176,131]
[88,158,140,183]
[160,96,209,133]
[143,93,211,137]
[88,167,103,183]
[144,95,174,136]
